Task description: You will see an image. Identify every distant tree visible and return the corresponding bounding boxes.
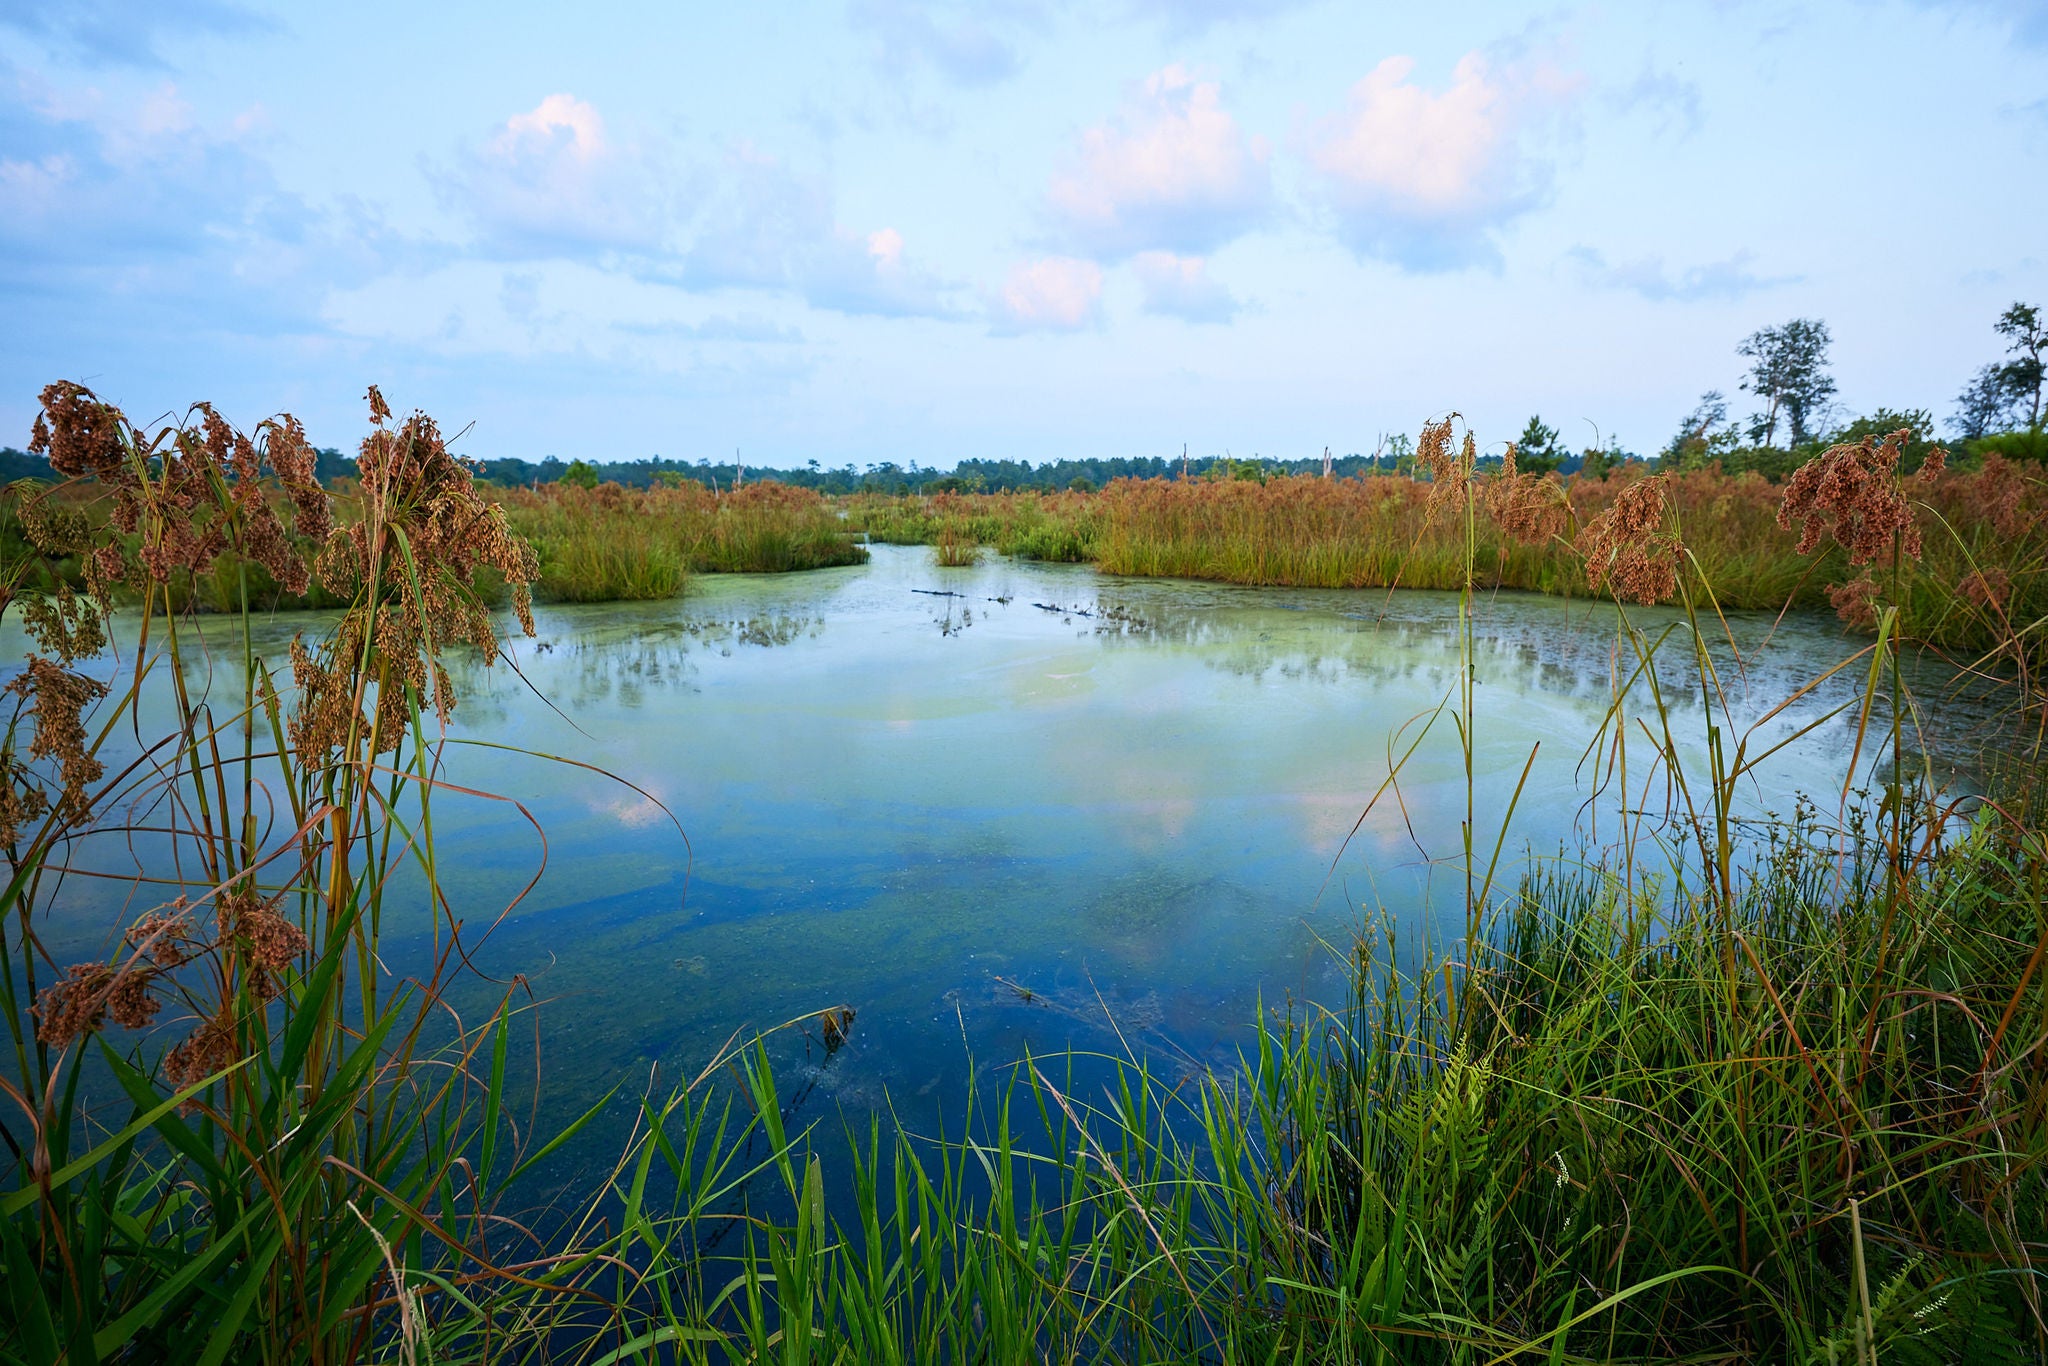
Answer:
[1952,367,2019,441]
[0,447,52,481]
[559,459,600,489]
[1950,303,2044,440]
[314,446,358,484]
[1663,391,1740,469]
[1738,319,1836,448]
[1995,302,2044,431]
[1067,475,1096,493]
[1515,415,1563,472]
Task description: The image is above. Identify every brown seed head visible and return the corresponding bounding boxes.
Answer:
[1827,576,1883,629]
[18,585,106,666]
[29,383,131,480]
[1965,453,2034,540]
[8,657,109,824]
[107,968,161,1031]
[164,1009,239,1104]
[128,905,197,969]
[1575,475,1679,604]
[1415,417,1471,527]
[34,962,115,1048]
[217,886,310,974]
[1777,429,1921,566]
[1959,566,2011,613]
[1485,443,1571,546]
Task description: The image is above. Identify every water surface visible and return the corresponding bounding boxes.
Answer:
[14,546,1992,1168]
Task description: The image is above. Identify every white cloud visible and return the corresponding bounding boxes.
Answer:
[1047,65,1270,258]
[673,148,958,318]
[0,71,391,339]
[449,94,677,256]
[450,107,957,318]
[1307,52,1580,271]
[1131,250,1239,323]
[991,256,1103,332]
[1567,246,1801,302]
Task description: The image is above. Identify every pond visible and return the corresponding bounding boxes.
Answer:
[12,545,1992,1178]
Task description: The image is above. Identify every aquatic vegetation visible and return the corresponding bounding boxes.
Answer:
[2,390,2043,1364]
[849,448,2048,660]
[0,385,609,1362]
[495,478,868,600]
[844,487,1104,562]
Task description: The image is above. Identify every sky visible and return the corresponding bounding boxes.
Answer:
[1,0,2044,469]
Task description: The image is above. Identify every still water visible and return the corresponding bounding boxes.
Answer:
[17,545,1990,1168]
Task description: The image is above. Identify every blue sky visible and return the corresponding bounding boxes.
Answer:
[1,0,2043,467]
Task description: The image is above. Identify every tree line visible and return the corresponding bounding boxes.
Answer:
[3,305,2036,493]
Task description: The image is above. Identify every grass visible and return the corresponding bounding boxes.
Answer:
[0,473,869,613]
[844,455,2048,658]
[465,816,2041,1363]
[3,394,2043,1364]
[492,480,869,600]
[844,488,1103,563]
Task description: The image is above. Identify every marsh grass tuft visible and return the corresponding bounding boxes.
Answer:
[496,479,867,600]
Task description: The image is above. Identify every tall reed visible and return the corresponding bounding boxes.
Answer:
[0,385,637,1361]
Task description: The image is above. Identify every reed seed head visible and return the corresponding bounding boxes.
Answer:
[1485,443,1571,546]
[34,962,114,1047]
[1959,566,2011,613]
[1827,575,1882,629]
[128,905,197,969]
[1776,428,1921,565]
[163,1009,238,1102]
[1575,475,1679,604]
[8,657,109,825]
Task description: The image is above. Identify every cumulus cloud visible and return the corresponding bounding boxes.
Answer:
[672,148,958,317]
[991,256,1103,333]
[848,0,1025,85]
[0,70,394,341]
[1047,65,1270,258]
[448,103,957,318]
[1131,251,1239,323]
[447,94,678,256]
[1567,246,1801,302]
[1306,52,1580,271]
